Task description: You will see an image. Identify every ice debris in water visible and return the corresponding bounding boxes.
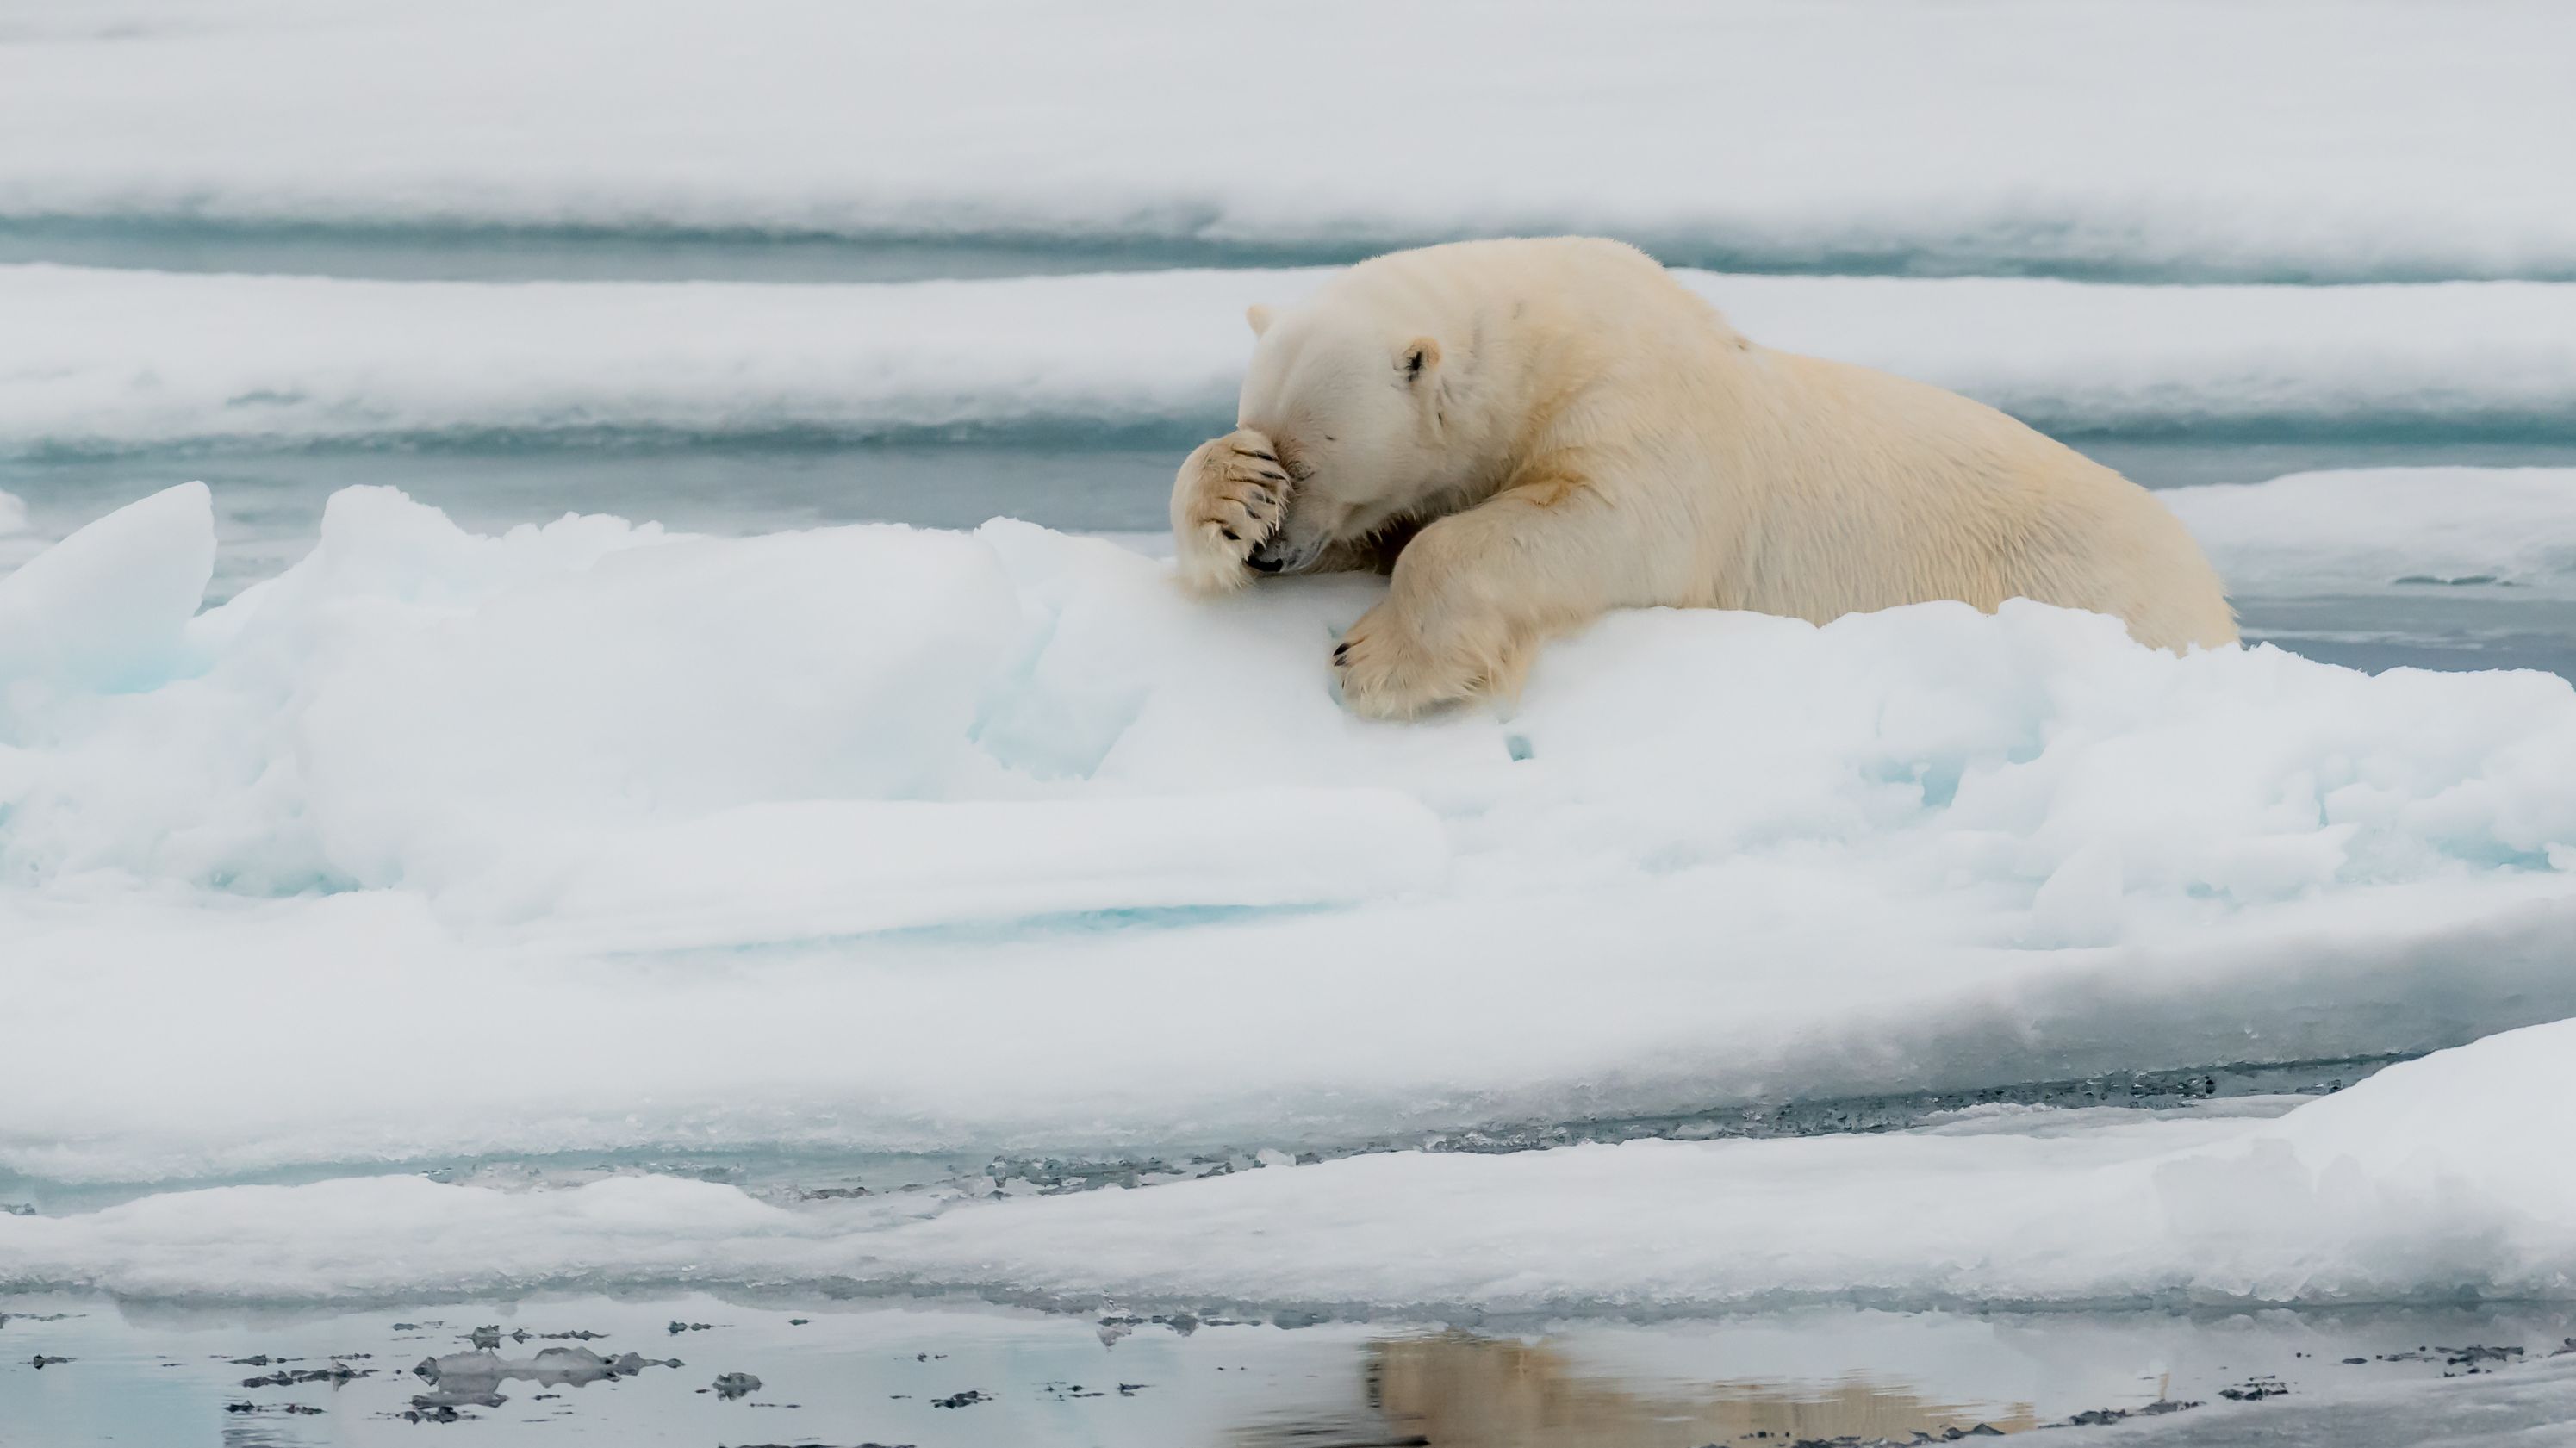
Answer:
[412,1346,681,1408]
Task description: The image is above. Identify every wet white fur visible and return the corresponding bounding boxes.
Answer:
[1172,238,2237,718]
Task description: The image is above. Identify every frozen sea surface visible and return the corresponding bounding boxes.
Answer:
[2,484,2573,1194]
[7,2,2576,283]
[7,1020,2573,1313]
[9,264,2576,453]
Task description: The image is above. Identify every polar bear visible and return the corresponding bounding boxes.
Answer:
[1171,237,2237,719]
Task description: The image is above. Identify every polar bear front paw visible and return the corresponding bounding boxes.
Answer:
[1332,599,1486,720]
[1172,428,1292,594]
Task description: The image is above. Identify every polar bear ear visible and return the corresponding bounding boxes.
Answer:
[1398,337,1442,383]
[1246,304,1274,337]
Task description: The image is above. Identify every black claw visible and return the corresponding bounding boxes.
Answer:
[1259,468,1289,483]
[1333,641,1350,658]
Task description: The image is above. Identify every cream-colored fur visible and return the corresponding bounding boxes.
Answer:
[1173,237,2237,719]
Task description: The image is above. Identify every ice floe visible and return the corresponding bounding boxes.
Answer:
[7,264,2576,451]
[0,483,2572,1186]
[2166,469,2576,601]
[4,2,2573,282]
[8,1018,2574,1309]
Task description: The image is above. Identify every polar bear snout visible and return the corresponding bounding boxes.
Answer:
[1247,525,1330,575]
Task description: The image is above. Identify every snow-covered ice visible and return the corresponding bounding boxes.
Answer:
[1,483,2573,1190]
[8,1017,2575,1309]
[9,264,2576,451]
[825,1019,2576,1314]
[2167,469,2576,601]
[6,2,2575,282]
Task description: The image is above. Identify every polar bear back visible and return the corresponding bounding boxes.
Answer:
[1328,238,2237,652]
[1721,349,2238,649]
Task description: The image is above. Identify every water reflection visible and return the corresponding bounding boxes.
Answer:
[16,1290,2575,1447]
[1246,1332,2040,1448]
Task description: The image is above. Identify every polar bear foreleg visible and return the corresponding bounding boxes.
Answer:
[1332,479,1647,719]
[1170,428,1292,594]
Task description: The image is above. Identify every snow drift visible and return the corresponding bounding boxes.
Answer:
[1,484,2573,1186]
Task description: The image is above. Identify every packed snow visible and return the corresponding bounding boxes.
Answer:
[7,1017,2575,1308]
[9,264,2576,451]
[5,2,2575,282]
[2,483,2573,1187]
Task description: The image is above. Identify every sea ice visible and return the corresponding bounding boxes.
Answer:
[8,1018,2575,1310]
[4,2,2573,282]
[0,484,2571,1186]
[827,1016,2576,1313]
[5,264,2575,451]
[0,481,211,692]
[2165,469,2576,600]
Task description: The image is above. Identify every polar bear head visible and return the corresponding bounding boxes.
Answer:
[1232,296,1469,575]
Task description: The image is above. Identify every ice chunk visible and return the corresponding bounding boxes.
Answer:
[412,1345,681,1401]
[0,481,210,694]
[283,518,1029,901]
